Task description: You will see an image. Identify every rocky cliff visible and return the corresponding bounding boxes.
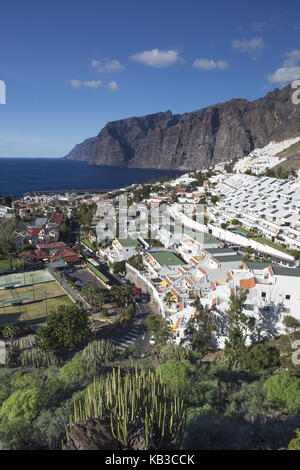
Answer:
[64,84,300,170]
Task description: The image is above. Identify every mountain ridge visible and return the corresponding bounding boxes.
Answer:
[64,84,300,170]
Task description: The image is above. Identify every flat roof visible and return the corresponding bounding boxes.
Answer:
[150,251,186,266]
[117,238,139,247]
[216,255,243,263]
[206,248,236,255]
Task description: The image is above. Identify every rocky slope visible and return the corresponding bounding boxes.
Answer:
[64,84,300,170]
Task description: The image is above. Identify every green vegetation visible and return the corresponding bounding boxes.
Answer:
[36,304,92,351]
[86,261,109,284]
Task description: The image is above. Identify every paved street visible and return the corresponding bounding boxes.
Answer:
[109,301,152,353]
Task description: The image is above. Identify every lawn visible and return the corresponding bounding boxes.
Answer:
[231,227,292,255]
[0,281,74,325]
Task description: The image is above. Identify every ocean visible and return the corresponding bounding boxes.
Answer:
[0,158,183,197]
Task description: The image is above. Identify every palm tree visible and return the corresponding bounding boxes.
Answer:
[121,285,135,306]
[109,285,123,305]
[164,291,177,310]
[3,324,17,349]
[95,291,107,311]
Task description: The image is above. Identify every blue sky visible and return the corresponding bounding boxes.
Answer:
[0,0,299,157]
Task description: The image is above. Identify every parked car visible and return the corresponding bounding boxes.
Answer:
[149,335,156,346]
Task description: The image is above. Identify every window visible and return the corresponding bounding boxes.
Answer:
[245,304,254,311]
[261,292,266,298]
[285,294,291,300]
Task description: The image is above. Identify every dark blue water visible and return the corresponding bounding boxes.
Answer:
[0,158,182,197]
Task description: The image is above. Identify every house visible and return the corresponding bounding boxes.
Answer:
[0,205,14,218]
[144,251,186,277]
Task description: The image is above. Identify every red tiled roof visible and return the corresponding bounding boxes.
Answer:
[240,277,256,289]
[49,213,63,226]
[37,242,66,250]
[211,281,216,291]
[170,288,179,298]
[27,228,41,236]
[198,266,207,275]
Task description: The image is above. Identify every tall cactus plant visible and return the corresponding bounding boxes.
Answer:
[69,365,186,449]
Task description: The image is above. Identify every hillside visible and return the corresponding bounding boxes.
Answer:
[64,84,300,171]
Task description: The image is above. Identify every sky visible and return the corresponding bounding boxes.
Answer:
[0,0,300,157]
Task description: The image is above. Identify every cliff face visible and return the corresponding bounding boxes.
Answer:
[64,85,300,170]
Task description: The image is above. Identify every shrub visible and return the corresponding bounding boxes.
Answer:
[288,429,300,450]
[0,387,47,422]
[58,361,88,385]
[264,372,300,413]
[241,343,280,372]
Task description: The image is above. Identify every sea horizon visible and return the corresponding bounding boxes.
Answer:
[0,157,183,198]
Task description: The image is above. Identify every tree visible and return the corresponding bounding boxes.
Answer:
[164,291,177,310]
[224,290,255,362]
[146,314,171,346]
[240,342,280,372]
[181,301,216,354]
[283,315,300,346]
[36,304,91,351]
[94,291,107,311]
[81,282,98,305]
[2,324,17,349]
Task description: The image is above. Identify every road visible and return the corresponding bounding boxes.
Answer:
[109,301,152,354]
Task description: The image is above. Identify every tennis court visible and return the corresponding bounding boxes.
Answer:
[0,269,54,290]
[0,279,73,325]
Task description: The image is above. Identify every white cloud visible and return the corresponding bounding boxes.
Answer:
[130,49,184,68]
[268,67,300,84]
[193,58,229,70]
[231,37,265,59]
[268,50,300,84]
[69,79,119,91]
[91,59,125,73]
[283,50,300,67]
[91,60,101,69]
[107,81,119,92]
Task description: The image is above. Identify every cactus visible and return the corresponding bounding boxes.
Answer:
[19,348,60,368]
[72,339,118,365]
[69,365,186,449]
